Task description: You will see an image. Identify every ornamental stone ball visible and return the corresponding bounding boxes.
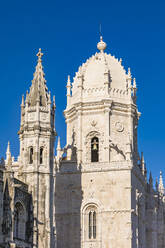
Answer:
[97,36,107,52]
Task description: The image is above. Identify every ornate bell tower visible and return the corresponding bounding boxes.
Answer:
[18,49,56,248]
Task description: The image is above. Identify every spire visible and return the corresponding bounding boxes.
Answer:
[97,36,107,53]
[66,75,71,95]
[127,68,132,96]
[57,137,61,151]
[6,141,12,165]
[133,78,137,89]
[127,68,132,84]
[155,177,158,192]
[149,171,153,188]
[133,78,137,101]
[6,141,11,155]
[21,95,24,107]
[56,137,62,161]
[158,171,164,195]
[128,67,132,78]
[27,48,49,107]
[66,75,72,106]
[141,152,145,176]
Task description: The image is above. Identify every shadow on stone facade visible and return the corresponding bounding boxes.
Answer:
[1,174,33,248]
[55,135,82,248]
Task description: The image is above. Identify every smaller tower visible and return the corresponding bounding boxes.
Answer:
[18,49,56,248]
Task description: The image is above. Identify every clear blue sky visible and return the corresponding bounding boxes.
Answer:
[0,0,164,182]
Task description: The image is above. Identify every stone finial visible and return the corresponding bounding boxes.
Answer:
[36,48,43,62]
[158,171,164,196]
[149,172,153,188]
[127,68,132,94]
[6,141,11,156]
[128,67,132,78]
[66,75,71,95]
[57,137,61,151]
[48,91,51,104]
[155,177,158,192]
[97,36,107,53]
[6,141,12,165]
[141,152,145,176]
[67,75,71,87]
[21,95,24,107]
[25,91,29,105]
[56,137,62,161]
[66,75,72,106]
[53,95,56,109]
[133,78,137,101]
[133,78,137,89]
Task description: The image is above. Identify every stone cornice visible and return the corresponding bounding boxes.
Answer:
[64,100,138,122]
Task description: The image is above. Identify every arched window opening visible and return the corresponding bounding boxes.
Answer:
[40,147,44,164]
[29,147,33,164]
[91,137,99,162]
[88,210,97,239]
[14,202,26,240]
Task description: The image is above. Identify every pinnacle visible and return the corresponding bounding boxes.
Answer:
[36,48,43,62]
[26,49,49,107]
[97,36,107,53]
[67,75,71,86]
[57,137,61,150]
[6,141,10,154]
[158,171,164,195]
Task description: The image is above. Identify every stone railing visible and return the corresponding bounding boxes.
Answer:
[82,86,132,100]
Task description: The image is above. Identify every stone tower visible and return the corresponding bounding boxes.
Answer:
[64,36,139,165]
[55,37,143,248]
[18,49,56,248]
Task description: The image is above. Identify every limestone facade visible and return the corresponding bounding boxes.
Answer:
[0,37,164,248]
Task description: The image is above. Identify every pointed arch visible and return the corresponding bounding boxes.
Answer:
[14,201,26,240]
[85,131,102,163]
[29,147,33,164]
[40,147,44,164]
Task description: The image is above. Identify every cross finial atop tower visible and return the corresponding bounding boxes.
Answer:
[99,23,102,37]
[37,48,43,62]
